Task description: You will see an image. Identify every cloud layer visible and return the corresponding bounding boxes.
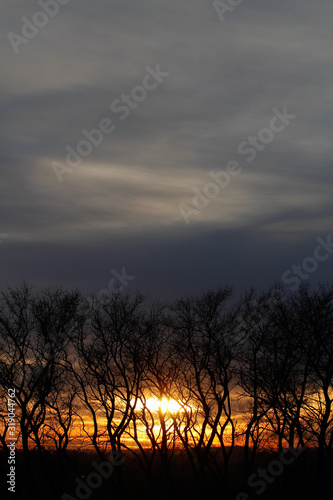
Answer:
[1,0,332,298]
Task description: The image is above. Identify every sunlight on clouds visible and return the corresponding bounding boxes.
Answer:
[22,158,333,245]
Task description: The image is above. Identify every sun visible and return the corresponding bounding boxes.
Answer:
[134,396,184,414]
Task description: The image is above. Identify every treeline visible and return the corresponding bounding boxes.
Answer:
[0,282,332,499]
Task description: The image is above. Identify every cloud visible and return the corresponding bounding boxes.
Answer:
[1,0,332,297]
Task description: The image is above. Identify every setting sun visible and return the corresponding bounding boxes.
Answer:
[133,396,185,414]
[148,397,183,414]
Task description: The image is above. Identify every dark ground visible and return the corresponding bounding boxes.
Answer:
[0,447,332,500]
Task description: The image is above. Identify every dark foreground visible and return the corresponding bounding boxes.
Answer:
[0,447,332,500]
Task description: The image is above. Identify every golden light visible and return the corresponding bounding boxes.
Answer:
[133,396,185,414]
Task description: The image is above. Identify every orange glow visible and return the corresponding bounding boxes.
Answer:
[134,396,186,414]
[147,397,183,414]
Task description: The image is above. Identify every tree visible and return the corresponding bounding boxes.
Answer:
[170,287,240,493]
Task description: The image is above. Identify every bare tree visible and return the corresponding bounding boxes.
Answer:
[0,284,84,498]
[170,287,240,493]
[70,291,148,496]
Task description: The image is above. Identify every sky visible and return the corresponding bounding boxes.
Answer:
[0,0,332,300]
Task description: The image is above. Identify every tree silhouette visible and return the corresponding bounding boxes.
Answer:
[0,282,332,499]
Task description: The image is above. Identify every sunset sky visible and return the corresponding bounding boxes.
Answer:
[1,0,332,299]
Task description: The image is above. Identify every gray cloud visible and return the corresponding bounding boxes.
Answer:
[1,0,332,298]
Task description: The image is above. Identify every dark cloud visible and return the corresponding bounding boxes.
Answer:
[1,0,332,298]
